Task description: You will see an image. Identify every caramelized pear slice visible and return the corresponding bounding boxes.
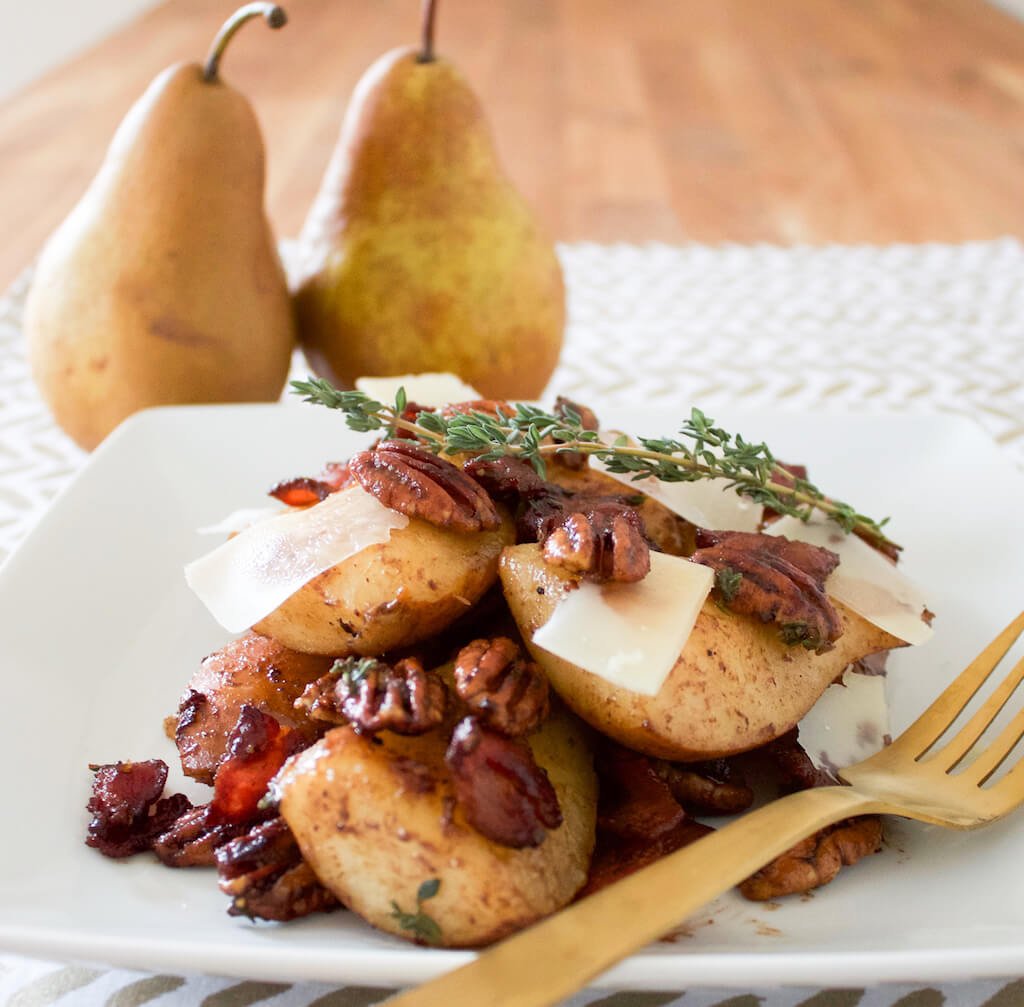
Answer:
[500,544,904,761]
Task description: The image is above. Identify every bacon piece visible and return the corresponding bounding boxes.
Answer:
[209,706,307,825]
[576,743,714,897]
[445,716,562,848]
[268,463,351,507]
[85,760,193,859]
[595,744,686,839]
[152,804,250,868]
[759,728,837,791]
[693,529,842,651]
[268,476,334,507]
[579,819,713,899]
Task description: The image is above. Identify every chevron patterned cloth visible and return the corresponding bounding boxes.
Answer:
[1,240,1023,1005]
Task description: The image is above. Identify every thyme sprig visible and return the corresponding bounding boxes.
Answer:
[291,378,900,553]
[390,878,442,944]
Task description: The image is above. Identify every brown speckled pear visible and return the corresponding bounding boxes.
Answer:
[25,5,295,451]
[294,0,564,398]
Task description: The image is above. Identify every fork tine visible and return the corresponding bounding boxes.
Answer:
[980,746,1024,817]
[892,611,1024,758]
[957,705,1024,786]
[927,654,1024,771]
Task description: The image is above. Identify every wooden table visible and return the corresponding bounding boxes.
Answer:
[2,0,1024,291]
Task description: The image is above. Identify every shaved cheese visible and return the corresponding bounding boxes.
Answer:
[765,516,933,646]
[355,373,482,408]
[532,553,714,696]
[185,487,408,633]
[198,507,284,535]
[799,668,890,774]
[593,436,760,532]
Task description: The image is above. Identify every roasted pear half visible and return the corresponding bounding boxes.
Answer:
[500,543,904,761]
[276,703,596,947]
[255,508,514,655]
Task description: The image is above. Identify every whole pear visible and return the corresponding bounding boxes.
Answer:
[25,5,296,451]
[294,1,565,399]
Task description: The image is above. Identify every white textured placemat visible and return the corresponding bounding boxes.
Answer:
[2,240,1023,1007]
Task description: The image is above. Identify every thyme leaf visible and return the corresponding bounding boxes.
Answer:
[329,656,382,693]
[390,877,442,944]
[290,379,900,553]
[714,567,743,606]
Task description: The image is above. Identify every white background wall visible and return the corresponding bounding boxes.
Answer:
[0,0,160,100]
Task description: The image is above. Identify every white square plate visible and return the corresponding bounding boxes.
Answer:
[2,402,1024,989]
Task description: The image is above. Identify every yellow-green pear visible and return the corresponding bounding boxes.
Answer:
[294,0,564,399]
[25,4,296,451]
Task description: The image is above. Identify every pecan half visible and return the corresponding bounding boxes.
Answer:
[446,716,562,848]
[453,637,550,736]
[543,504,651,583]
[296,656,447,736]
[693,529,842,651]
[350,440,500,532]
[152,804,251,868]
[217,817,340,921]
[653,758,754,815]
[739,816,883,901]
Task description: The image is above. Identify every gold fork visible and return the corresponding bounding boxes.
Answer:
[385,611,1024,1007]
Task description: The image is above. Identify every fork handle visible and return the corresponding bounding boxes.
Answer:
[385,785,880,1007]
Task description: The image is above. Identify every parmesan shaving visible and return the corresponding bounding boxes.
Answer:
[765,516,933,646]
[532,553,714,696]
[185,487,408,632]
[198,507,284,535]
[355,373,482,408]
[798,668,890,774]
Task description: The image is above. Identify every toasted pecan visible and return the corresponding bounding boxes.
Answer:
[217,817,340,921]
[693,529,842,651]
[739,816,883,900]
[543,504,651,583]
[297,656,447,736]
[350,440,501,532]
[453,637,550,736]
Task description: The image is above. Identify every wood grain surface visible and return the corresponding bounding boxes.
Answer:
[2,0,1024,289]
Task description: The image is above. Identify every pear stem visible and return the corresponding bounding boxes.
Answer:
[203,3,287,82]
[418,0,437,62]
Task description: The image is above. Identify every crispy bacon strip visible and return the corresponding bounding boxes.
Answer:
[578,744,713,897]
[85,760,192,859]
[209,706,307,825]
[579,819,713,899]
[595,744,686,839]
[268,463,350,507]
